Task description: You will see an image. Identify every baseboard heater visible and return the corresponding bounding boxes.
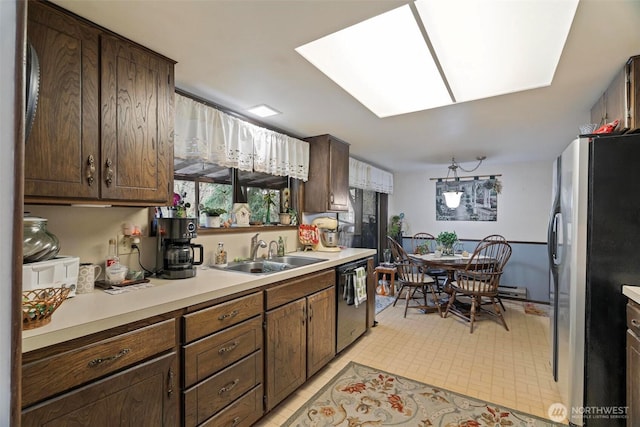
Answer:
[498,285,527,300]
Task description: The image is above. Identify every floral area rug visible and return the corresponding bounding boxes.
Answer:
[282,362,559,426]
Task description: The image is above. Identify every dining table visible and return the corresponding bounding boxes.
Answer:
[408,252,472,291]
[408,252,498,317]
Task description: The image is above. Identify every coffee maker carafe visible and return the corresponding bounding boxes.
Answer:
[156,218,203,279]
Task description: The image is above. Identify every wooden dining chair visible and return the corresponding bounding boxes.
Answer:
[477,234,508,310]
[444,240,512,333]
[387,236,441,317]
[411,232,447,289]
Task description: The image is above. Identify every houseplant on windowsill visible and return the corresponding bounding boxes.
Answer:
[279,208,297,226]
[200,206,226,228]
[263,191,278,224]
[170,192,190,218]
[436,231,458,256]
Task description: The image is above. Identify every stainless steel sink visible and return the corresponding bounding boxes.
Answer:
[215,255,327,275]
[266,255,327,267]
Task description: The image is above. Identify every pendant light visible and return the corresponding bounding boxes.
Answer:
[442,156,486,208]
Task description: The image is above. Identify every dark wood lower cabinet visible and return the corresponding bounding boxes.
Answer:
[307,287,336,377]
[265,282,336,411]
[22,352,178,426]
[265,298,307,411]
[627,300,640,427]
[627,330,639,426]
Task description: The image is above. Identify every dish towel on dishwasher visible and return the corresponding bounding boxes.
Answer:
[354,267,367,307]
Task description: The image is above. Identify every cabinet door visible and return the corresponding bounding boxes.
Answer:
[101,34,174,203]
[628,330,640,427]
[25,2,101,199]
[22,352,178,427]
[307,286,335,377]
[265,299,306,411]
[328,138,350,211]
[304,134,350,212]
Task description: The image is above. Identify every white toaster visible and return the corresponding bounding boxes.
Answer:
[22,256,80,298]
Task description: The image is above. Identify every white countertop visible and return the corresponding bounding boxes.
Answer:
[623,285,640,305]
[23,249,376,353]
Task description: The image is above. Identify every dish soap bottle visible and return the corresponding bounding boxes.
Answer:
[214,242,227,267]
[277,236,285,257]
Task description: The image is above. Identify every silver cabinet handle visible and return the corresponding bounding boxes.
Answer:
[86,155,96,186]
[105,158,113,186]
[167,367,174,397]
[87,348,130,368]
[218,310,239,321]
[218,379,239,395]
[218,341,239,354]
[632,319,640,328]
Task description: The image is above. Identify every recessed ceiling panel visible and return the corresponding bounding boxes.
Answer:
[295,5,452,118]
[416,0,579,103]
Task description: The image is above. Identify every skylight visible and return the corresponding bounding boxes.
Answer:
[295,0,579,118]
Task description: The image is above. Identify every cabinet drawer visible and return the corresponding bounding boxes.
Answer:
[184,350,263,427]
[200,385,263,427]
[23,318,176,407]
[183,315,263,388]
[184,292,263,343]
[265,269,334,310]
[628,300,640,336]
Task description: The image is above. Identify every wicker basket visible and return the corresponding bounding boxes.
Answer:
[22,287,70,330]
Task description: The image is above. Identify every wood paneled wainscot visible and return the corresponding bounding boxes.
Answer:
[183,292,264,427]
[264,269,336,410]
[22,318,178,426]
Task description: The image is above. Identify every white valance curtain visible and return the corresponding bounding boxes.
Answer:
[174,94,310,181]
[349,157,394,194]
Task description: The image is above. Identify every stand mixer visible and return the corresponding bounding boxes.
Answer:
[311,217,341,252]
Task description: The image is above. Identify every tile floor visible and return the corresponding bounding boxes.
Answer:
[256,298,563,426]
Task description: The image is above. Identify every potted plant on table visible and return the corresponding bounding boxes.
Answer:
[200,206,226,228]
[436,231,458,256]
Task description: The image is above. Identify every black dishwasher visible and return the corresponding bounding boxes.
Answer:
[336,259,369,353]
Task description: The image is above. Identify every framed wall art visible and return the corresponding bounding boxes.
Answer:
[436,178,500,221]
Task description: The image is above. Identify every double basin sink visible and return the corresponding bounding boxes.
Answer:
[214,255,327,275]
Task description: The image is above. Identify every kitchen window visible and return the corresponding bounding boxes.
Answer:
[172,91,308,232]
[174,160,294,231]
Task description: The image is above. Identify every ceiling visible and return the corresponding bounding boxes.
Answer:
[52,0,640,172]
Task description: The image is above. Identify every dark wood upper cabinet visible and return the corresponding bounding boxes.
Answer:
[25,1,101,199]
[591,55,640,134]
[303,134,350,212]
[101,34,174,202]
[25,1,175,205]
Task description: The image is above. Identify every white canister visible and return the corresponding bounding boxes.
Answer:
[77,263,102,293]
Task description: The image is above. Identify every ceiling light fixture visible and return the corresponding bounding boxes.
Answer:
[295,0,579,117]
[247,104,280,118]
[441,156,486,209]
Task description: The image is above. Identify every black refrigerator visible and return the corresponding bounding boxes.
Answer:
[548,133,640,426]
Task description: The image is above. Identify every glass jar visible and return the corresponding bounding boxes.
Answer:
[23,216,60,263]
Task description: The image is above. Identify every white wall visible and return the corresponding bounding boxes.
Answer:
[1,0,16,421]
[390,159,552,243]
[25,205,299,277]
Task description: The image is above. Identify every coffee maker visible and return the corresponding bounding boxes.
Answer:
[156,218,203,279]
